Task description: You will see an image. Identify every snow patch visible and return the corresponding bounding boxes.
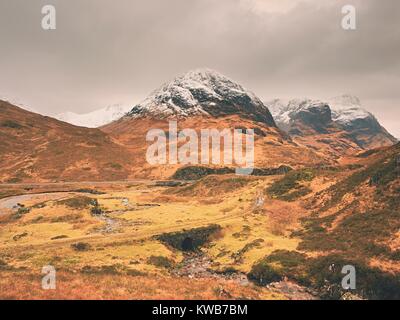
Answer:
[267,95,374,127]
[127,68,266,118]
[56,104,132,128]
[327,95,372,126]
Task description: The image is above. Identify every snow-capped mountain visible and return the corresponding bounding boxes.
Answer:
[327,94,376,127]
[268,95,378,129]
[267,98,332,133]
[126,68,276,126]
[266,95,397,148]
[56,104,132,128]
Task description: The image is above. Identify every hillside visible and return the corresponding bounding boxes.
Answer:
[248,142,400,299]
[0,100,133,182]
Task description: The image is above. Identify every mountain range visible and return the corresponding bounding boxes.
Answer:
[51,70,396,155]
[267,95,397,150]
[0,68,397,182]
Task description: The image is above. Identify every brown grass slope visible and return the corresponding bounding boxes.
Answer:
[102,114,333,179]
[0,100,133,182]
[1,99,386,183]
[251,143,400,299]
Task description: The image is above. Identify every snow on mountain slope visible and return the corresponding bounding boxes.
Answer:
[266,95,397,148]
[56,104,132,128]
[265,98,290,125]
[268,95,380,129]
[268,98,331,130]
[327,94,372,126]
[126,68,276,126]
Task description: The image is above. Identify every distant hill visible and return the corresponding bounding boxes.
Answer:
[267,95,397,151]
[56,104,132,128]
[0,100,133,182]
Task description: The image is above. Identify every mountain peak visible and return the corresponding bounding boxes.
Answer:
[268,96,369,127]
[56,104,132,128]
[327,95,371,126]
[126,69,276,126]
[266,95,397,149]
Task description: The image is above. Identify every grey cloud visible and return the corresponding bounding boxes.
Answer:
[0,0,399,136]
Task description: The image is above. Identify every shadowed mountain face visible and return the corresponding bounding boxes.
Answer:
[0,100,133,183]
[125,68,276,127]
[294,103,332,133]
[284,100,334,135]
[340,115,396,149]
[267,96,397,150]
[328,95,398,149]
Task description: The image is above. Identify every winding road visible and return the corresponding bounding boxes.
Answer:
[0,179,184,215]
[0,192,75,215]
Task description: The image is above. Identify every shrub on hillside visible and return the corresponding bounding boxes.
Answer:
[267,169,315,201]
[1,120,23,129]
[71,242,91,252]
[248,262,282,285]
[58,196,94,209]
[156,225,222,251]
[147,256,174,269]
[248,251,400,300]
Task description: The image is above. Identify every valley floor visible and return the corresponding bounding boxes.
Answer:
[0,178,313,300]
[0,157,399,300]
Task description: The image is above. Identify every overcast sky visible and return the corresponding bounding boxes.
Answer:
[0,0,399,137]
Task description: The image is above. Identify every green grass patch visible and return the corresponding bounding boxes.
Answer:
[297,208,399,260]
[267,169,315,201]
[1,120,23,129]
[322,154,399,211]
[57,196,95,209]
[156,224,222,252]
[147,256,174,269]
[71,242,91,252]
[172,165,292,180]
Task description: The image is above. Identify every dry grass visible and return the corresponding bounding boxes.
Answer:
[0,271,284,300]
[0,173,356,300]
